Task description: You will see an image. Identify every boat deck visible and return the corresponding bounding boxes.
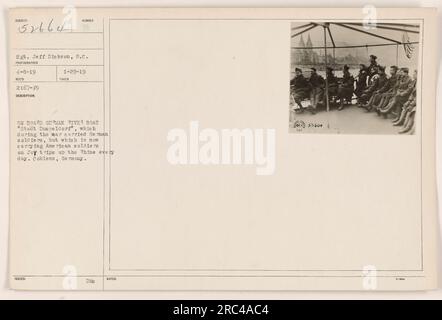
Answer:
[289,104,404,134]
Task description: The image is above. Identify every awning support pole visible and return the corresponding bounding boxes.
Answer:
[323,26,330,112]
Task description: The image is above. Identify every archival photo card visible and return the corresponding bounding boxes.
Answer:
[7,8,438,291]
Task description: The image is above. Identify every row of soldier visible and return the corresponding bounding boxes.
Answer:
[290,54,417,134]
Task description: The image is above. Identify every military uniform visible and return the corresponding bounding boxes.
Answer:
[358,71,386,104]
[308,71,325,112]
[354,66,368,98]
[380,74,415,115]
[364,68,397,111]
[374,74,403,111]
[367,55,378,83]
[393,86,416,126]
[337,68,354,110]
[290,72,310,110]
[395,85,417,134]
[326,68,339,98]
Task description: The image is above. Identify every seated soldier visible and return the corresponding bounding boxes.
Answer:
[367,54,379,84]
[363,65,398,112]
[398,101,416,134]
[379,69,416,117]
[307,67,325,115]
[373,68,404,111]
[290,68,311,114]
[392,83,416,130]
[337,65,354,111]
[326,67,339,104]
[357,65,386,105]
[354,64,368,100]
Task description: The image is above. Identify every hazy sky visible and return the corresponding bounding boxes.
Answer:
[291,22,420,69]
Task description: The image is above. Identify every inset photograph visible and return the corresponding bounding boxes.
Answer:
[289,21,420,134]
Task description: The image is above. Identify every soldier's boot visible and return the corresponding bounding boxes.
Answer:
[374,97,387,114]
[376,98,388,115]
[306,105,316,115]
[399,114,414,134]
[393,109,407,125]
[363,95,375,110]
[380,100,396,115]
[374,97,384,109]
[393,102,410,122]
[408,123,415,135]
[338,99,344,111]
[392,104,402,118]
[378,96,391,111]
[364,101,373,112]
[391,112,400,123]
[295,101,305,114]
